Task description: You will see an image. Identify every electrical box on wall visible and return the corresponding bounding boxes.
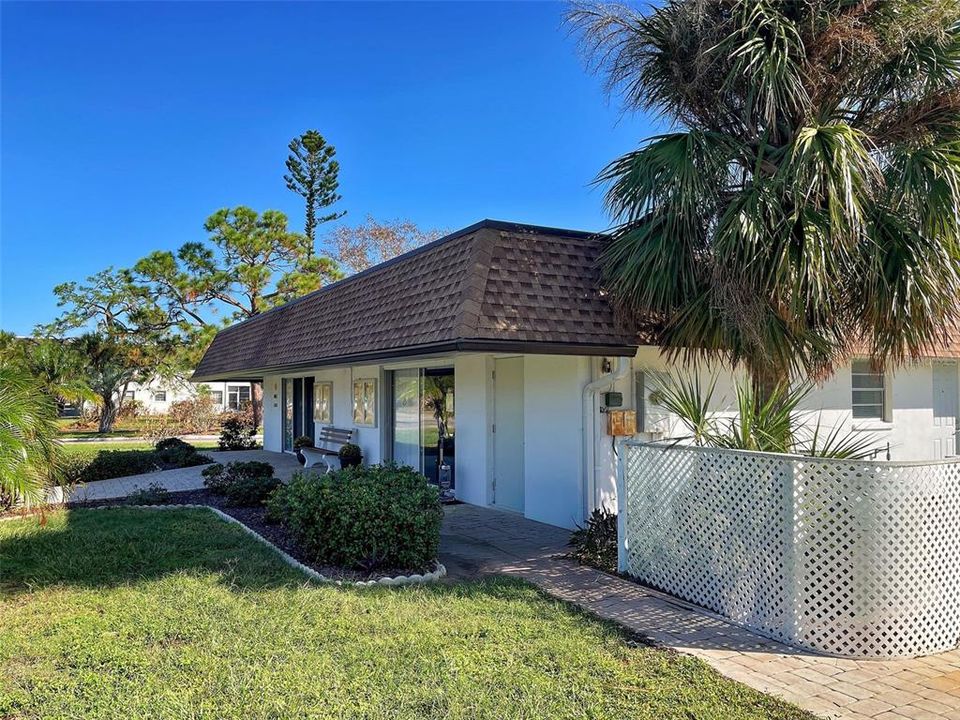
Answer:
[607,410,637,437]
[603,391,623,408]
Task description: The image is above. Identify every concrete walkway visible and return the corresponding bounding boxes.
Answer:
[441,504,960,720]
[56,449,303,503]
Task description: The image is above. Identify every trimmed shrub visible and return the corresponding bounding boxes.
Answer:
[201,464,230,494]
[293,435,314,449]
[272,463,442,572]
[567,508,618,573]
[55,454,93,487]
[338,443,362,468]
[155,438,193,453]
[81,451,158,482]
[128,482,172,505]
[218,414,257,451]
[224,475,281,507]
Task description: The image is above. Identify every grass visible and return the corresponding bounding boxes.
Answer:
[0,508,814,720]
[60,441,218,456]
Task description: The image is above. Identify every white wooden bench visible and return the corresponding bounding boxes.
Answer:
[299,426,356,473]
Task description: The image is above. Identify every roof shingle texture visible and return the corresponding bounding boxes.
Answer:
[193,223,637,379]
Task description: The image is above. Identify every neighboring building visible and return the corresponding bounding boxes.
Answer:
[124,378,252,414]
[193,220,960,529]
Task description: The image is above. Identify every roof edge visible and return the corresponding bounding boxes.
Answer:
[191,338,637,382]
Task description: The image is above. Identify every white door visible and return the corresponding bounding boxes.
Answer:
[493,356,524,512]
[933,360,959,459]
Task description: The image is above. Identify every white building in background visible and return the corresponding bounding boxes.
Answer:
[192,220,960,530]
[124,377,252,414]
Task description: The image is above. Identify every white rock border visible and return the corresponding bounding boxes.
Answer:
[86,503,447,587]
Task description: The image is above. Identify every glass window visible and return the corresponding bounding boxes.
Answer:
[352,379,377,426]
[851,360,886,420]
[124,390,135,400]
[227,385,251,411]
[211,391,223,405]
[152,391,167,402]
[313,381,333,423]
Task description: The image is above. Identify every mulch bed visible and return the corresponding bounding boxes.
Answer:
[67,488,426,583]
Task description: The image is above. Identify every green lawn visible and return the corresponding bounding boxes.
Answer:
[0,509,813,720]
[61,441,218,456]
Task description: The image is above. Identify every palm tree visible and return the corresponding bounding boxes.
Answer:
[0,365,61,506]
[568,0,960,399]
[6,338,96,412]
[75,333,146,433]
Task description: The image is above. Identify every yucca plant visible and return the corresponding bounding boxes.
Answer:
[647,372,717,445]
[650,372,877,458]
[569,0,960,402]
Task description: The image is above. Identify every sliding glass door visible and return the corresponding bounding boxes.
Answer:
[392,369,423,470]
[389,367,455,487]
[282,377,316,452]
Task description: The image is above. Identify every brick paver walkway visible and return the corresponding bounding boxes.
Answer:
[441,504,960,720]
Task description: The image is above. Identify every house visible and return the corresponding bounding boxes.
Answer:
[193,220,960,529]
[123,378,253,415]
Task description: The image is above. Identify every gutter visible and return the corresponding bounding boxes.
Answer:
[581,356,630,522]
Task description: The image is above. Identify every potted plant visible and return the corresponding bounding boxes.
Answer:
[293,435,314,465]
[338,442,362,468]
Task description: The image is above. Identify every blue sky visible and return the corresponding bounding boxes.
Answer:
[1,1,655,334]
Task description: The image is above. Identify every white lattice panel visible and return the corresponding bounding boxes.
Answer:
[618,442,960,658]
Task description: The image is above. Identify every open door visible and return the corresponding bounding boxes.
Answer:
[493,356,524,512]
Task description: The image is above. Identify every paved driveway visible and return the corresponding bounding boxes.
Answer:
[55,450,303,503]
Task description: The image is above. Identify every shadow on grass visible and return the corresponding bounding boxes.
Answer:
[0,507,318,594]
[0,508,572,607]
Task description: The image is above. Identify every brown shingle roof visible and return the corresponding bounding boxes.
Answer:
[192,220,638,381]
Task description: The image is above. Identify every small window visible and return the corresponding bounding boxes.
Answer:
[152,391,167,402]
[123,390,135,400]
[211,391,223,405]
[227,385,251,411]
[352,379,377,426]
[851,360,886,420]
[314,381,333,423]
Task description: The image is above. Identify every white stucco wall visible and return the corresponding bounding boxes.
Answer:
[625,348,959,462]
[522,354,590,529]
[123,378,250,415]
[453,354,492,507]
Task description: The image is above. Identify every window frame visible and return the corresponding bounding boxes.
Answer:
[152,391,167,403]
[227,384,251,411]
[352,379,377,427]
[210,390,224,405]
[313,381,333,424]
[851,360,889,422]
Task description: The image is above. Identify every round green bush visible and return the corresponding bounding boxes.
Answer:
[272,463,442,572]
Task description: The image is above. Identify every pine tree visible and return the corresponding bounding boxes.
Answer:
[284,130,346,250]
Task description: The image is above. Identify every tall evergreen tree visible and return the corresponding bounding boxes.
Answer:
[284,130,346,249]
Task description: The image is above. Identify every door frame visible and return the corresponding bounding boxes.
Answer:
[932,359,960,459]
[491,355,524,513]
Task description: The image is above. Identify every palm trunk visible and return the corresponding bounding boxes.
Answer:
[98,393,119,433]
[748,362,786,412]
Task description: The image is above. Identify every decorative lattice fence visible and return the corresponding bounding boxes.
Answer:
[617,442,960,658]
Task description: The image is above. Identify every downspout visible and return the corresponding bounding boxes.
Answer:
[581,356,630,522]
